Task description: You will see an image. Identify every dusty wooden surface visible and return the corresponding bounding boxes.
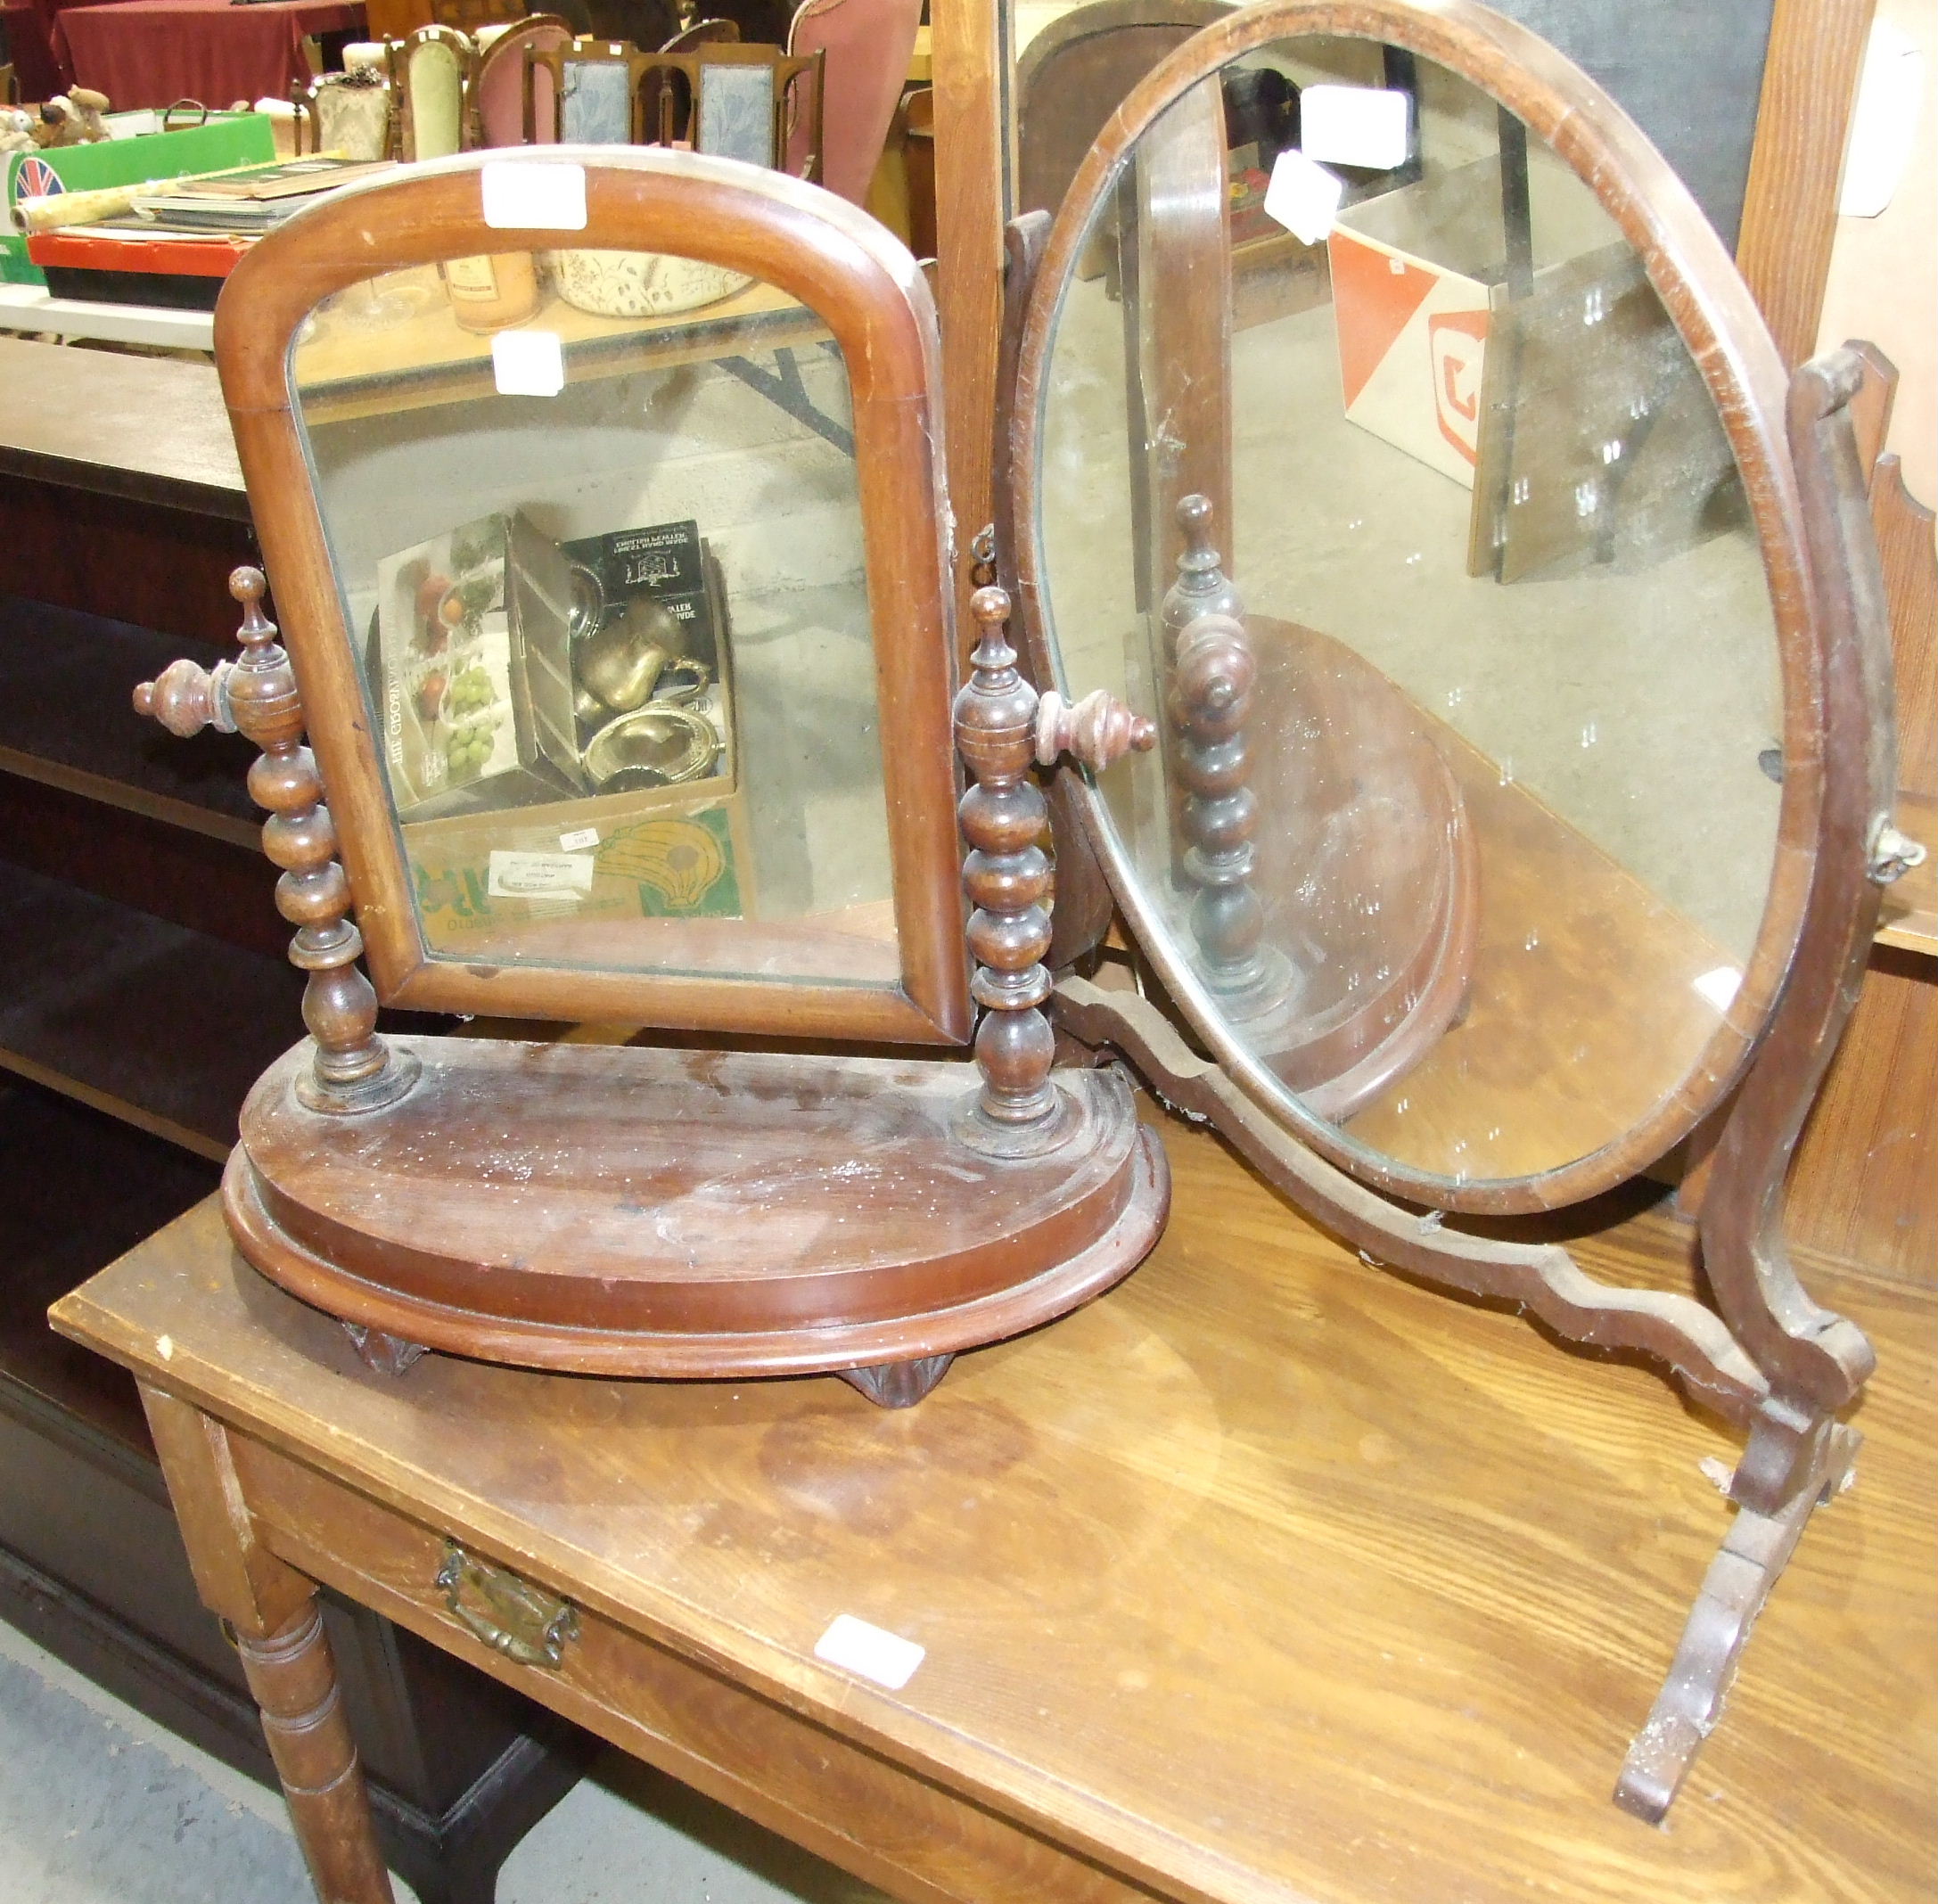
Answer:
[0,338,245,516]
[55,1116,1934,1903]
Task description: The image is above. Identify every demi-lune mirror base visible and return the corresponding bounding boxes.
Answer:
[219,1035,1169,1399]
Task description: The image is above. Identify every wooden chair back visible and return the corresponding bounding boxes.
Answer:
[476,11,571,144]
[527,35,820,172]
[641,18,739,147]
[386,25,482,160]
[525,37,652,143]
[291,70,396,161]
[785,0,919,206]
[644,42,823,173]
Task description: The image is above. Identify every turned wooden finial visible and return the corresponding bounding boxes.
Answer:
[1162,492,1244,654]
[134,658,236,737]
[135,566,417,1116]
[1035,688,1156,773]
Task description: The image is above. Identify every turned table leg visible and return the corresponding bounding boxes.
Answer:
[139,1384,396,1904]
[238,1603,398,1904]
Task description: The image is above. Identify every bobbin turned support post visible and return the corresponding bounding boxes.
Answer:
[135,567,417,1116]
[1162,494,1293,1022]
[953,579,1153,1157]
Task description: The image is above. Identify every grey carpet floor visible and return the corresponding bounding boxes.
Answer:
[0,1617,883,1904]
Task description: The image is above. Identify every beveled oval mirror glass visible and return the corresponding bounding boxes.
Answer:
[290,249,899,991]
[1031,35,1786,1195]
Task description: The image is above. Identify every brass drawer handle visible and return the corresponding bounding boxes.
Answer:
[434,1541,579,1669]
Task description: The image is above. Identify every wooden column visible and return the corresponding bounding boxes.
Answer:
[1736,0,1876,366]
[931,0,1008,655]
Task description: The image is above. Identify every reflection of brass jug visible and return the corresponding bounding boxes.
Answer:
[577,597,682,712]
[570,578,710,724]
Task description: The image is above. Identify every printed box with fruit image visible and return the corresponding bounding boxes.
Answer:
[372,511,736,823]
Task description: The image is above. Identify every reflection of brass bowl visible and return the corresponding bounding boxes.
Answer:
[583,705,720,789]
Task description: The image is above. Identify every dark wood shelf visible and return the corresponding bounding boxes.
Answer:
[0,339,248,521]
[0,862,305,1160]
[0,1079,220,1456]
[0,595,261,847]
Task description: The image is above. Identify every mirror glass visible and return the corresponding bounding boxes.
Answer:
[1032,37,1784,1192]
[291,249,899,991]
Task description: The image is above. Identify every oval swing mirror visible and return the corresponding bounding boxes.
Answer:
[1015,0,1819,1214]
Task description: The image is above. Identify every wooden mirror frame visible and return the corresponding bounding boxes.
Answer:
[217,149,971,1046]
[1001,0,1917,1818]
[1011,0,1822,1214]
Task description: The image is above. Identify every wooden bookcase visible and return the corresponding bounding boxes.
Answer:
[0,339,585,1904]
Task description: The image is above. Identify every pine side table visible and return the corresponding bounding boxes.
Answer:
[50,1125,1934,1904]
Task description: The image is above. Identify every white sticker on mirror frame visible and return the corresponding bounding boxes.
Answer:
[481,160,588,231]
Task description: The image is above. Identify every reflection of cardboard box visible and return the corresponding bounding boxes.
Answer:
[405,783,753,960]
[1327,152,1617,488]
[374,512,583,820]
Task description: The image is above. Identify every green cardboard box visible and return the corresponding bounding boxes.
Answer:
[3,114,277,286]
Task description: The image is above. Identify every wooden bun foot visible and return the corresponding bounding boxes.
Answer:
[342,1322,429,1376]
[838,1356,957,1408]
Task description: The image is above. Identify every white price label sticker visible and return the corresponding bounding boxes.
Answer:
[814,1614,924,1691]
[1262,148,1344,246]
[488,850,595,899]
[481,159,588,230]
[1837,21,1922,217]
[558,826,600,852]
[1299,84,1411,171]
[491,329,564,398]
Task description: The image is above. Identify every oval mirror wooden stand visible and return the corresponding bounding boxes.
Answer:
[1002,0,1927,1818]
[133,150,1169,1411]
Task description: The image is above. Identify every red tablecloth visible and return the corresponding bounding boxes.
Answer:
[57,0,365,111]
[2,0,127,100]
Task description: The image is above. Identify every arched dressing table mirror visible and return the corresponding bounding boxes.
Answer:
[1000,0,1925,1819]
[134,149,1170,1414]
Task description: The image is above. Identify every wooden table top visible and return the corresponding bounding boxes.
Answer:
[0,337,245,517]
[53,1119,1935,1904]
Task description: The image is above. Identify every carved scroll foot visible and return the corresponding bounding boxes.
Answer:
[839,1355,956,1408]
[343,1322,430,1376]
[1615,1419,1859,1823]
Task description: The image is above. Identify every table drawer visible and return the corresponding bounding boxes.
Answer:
[229,1432,1168,1904]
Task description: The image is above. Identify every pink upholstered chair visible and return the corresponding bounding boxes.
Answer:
[474,12,571,146]
[784,0,919,206]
